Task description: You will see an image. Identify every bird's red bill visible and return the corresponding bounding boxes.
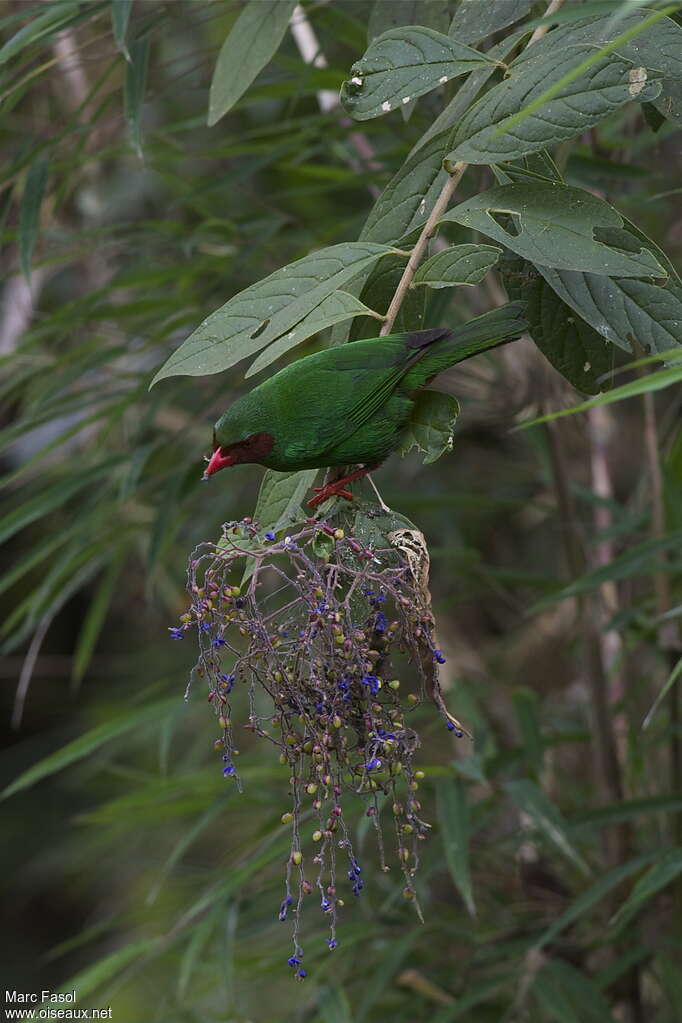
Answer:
[204,447,236,477]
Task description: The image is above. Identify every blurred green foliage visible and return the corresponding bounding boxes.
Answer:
[1,1,681,1021]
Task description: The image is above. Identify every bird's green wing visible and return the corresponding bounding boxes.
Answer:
[264,332,430,463]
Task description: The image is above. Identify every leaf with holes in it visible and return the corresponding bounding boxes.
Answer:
[502,256,612,394]
[441,183,666,278]
[208,0,296,126]
[150,242,397,385]
[340,26,495,121]
[446,46,661,165]
[245,291,383,377]
[413,244,501,289]
[538,268,682,356]
[399,391,459,464]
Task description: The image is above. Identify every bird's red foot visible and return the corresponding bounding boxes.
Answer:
[308,484,355,508]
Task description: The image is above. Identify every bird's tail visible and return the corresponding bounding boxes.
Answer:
[404,300,527,388]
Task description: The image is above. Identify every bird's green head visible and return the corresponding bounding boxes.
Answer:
[204,395,274,478]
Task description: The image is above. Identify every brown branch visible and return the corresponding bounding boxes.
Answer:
[380,162,467,335]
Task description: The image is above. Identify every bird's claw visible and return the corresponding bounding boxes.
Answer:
[308,485,355,508]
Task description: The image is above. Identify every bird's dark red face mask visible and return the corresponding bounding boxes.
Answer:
[203,432,274,478]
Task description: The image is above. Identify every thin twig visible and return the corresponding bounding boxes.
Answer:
[380,162,467,335]
[527,0,567,47]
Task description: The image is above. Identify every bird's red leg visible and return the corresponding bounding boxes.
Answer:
[308,463,380,508]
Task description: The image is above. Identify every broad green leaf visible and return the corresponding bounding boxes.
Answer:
[124,35,150,158]
[1,698,178,799]
[473,8,682,159]
[448,0,532,44]
[111,0,133,60]
[446,46,661,165]
[319,985,353,1023]
[505,778,590,875]
[412,243,501,289]
[399,391,459,464]
[361,129,451,243]
[368,0,450,42]
[610,849,682,934]
[442,183,666,278]
[532,959,617,1023]
[245,290,383,377]
[340,26,495,121]
[207,0,296,126]
[151,242,397,384]
[538,268,682,356]
[252,468,319,532]
[503,258,613,394]
[436,777,475,916]
[534,853,656,951]
[0,1,79,66]
[512,9,682,84]
[413,26,529,154]
[19,155,48,281]
[71,554,124,687]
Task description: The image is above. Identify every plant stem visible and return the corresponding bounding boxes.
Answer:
[527,0,566,47]
[380,161,467,335]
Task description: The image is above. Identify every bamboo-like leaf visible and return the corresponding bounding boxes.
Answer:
[71,554,124,688]
[19,155,48,281]
[642,655,682,729]
[208,0,296,126]
[505,778,591,875]
[436,777,476,916]
[610,849,682,934]
[534,853,656,951]
[151,242,396,384]
[111,0,133,60]
[56,940,155,1004]
[341,26,495,121]
[512,688,543,776]
[319,986,353,1023]
[1,698,179,799]
[441,184,666,278]
[0,1,80,66]
[532,959,617,1023]
[124,35,150,158]
[412,244,501,289]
